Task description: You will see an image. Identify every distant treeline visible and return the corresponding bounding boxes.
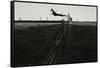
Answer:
[15,20,63,23]
[14,20,96,23]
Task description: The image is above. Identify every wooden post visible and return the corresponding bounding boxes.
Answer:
[40,17,41,21]
[61,19,65,55]
[46,17,48,21]
[61,19,70,55]
[19,17,21,21]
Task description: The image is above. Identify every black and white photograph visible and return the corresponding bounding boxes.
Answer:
[11,1,97,67]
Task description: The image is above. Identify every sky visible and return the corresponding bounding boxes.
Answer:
[15,2,97,21]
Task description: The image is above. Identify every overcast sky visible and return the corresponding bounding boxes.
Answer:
[15,2,96,21]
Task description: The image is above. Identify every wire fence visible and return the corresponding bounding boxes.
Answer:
[30,20,69,65]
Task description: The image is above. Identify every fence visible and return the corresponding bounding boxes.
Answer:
[30,20,70,65]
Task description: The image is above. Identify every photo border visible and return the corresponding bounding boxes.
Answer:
[10,1,98,67]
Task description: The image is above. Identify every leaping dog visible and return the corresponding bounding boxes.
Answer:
[50,8,66,17]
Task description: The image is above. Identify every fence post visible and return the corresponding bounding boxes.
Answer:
[61,19,70,55]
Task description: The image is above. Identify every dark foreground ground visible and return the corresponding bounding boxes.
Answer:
[14,23,97,67]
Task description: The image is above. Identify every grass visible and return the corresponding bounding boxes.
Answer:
[14,23,97,66]
[58,25,97,64]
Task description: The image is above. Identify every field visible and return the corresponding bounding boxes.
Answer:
[14,22,97,66]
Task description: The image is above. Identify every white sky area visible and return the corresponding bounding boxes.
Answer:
[15,2,96,21]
